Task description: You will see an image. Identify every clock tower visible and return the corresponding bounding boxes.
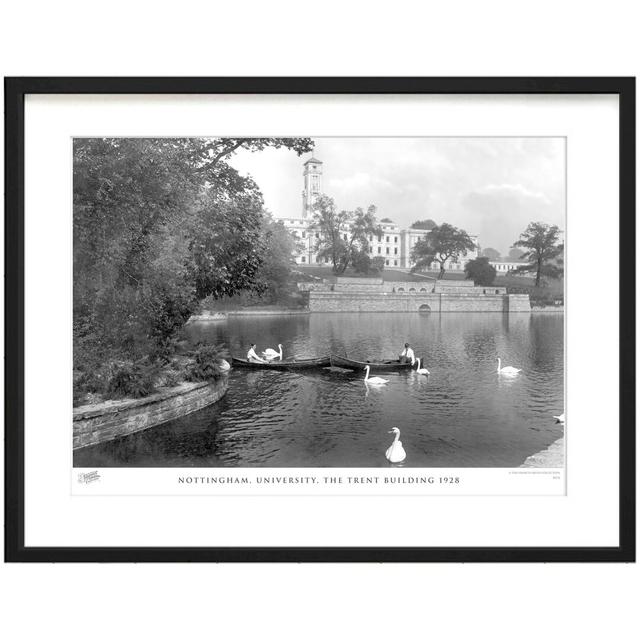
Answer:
[302,156,323,218]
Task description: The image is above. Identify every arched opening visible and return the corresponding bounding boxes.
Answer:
[409,287,416,292]
[495,289,500,294]
[419,288,427,292]
[419,304,431,313]
[397,287,405,292]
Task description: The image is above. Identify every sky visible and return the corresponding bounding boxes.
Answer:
[230,137,565,255]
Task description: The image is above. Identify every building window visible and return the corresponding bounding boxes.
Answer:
[386,236,390,242]
[324,257,328,263]
[378,247,381,254]
[302,231,306,238]
[369,247,373,253]
[343,233,347,241]
[369,235,373,242]
[394,236,398,243]
[386,247,389,254]
[385,260,389,265]
[394,260,398,266]
[301,256,306,263]
[394,247,398,255]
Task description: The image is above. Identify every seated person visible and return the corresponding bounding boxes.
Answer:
[399,342,415,365]
[247,343,267,363]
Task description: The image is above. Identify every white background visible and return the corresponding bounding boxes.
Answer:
[25,94,607,548]
[1,1,638,639]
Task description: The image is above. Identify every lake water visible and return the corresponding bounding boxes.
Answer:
[74,312,564,468]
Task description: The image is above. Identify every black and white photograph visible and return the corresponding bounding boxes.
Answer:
[72,136,565,472]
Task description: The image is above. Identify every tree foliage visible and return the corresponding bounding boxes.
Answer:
[512,222,564,286]
[370,256,386,273]
[508,247,525,260]
[464,257,497,286]
[73,137,312,386]
[410,219,437,230]
[310,195,379,274]
[481,247,501,261]
[410,223,476,279]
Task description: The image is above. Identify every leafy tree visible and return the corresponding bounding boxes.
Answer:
[508,247,525,260]
[512,222,563,286]
[73,137,312,378]
[310,195,378,274]
[465,257,497,286]
[481,247,501,261]
[352,250,372,275]
[410,219,437,230]
[410,223,476,279]
[370,256,386,273]
[380,217,394,223]
[254,215,300,302]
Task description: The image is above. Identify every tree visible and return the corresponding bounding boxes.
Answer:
[508,247,525,260]
[481,247,501,261]
[255,215,300,302]
[465,257,497,286]
[410,223,476,279]
[410,219,437,230]
[310,195,378,274]
[73,137,312,372]
[370,256,386,273]
[512,222,563,286]
[351,250,372,275]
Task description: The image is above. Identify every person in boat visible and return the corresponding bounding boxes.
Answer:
[247,343,267,363]
[399,342,415,365]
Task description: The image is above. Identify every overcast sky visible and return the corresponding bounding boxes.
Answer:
[230,137,565,255]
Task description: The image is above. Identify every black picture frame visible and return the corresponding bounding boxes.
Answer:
[4,77,635,563]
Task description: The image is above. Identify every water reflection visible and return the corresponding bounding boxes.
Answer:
[74,313,564,468]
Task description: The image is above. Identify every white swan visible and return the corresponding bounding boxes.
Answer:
[385,427,407,463]
[364,365,388,385]
[218,359,231,372]
[496,357,521,375]
[415,357,430,375]
[262,344,283,360]
[553,413,565,423]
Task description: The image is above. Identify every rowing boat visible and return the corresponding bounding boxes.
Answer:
[329,354,416,372]
[232,356,330,370]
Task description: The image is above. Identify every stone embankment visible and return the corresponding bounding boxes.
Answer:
[73,376,229,449]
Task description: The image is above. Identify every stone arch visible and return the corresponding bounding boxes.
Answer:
[409,287,416,292]
[397,287,405,292]
[419,304,431,313]
[419,287,427,292]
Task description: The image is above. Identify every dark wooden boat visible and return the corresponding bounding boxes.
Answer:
[330,354,416,372]
[232,356,330,370]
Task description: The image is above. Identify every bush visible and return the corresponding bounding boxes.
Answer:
[465,257,496,286]
[185,343,230,382]
[370,256,386,273]
[105,361,159,399]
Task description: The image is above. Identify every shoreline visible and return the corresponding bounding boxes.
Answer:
[521,436,565,467]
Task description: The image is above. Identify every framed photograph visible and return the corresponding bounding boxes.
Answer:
[5,77,635,562]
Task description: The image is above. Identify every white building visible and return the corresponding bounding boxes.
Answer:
[278,157,479,271]
[488,259,529,274]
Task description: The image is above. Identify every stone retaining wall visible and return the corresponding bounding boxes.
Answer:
[73,377,229,450]
[308,291,530,312]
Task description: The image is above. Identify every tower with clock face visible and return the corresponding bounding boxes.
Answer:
[302,156,323,218]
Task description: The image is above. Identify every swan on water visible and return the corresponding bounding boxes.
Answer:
[385,427,407,463]
[553,413,565,423]
[364,365,388,385]
[218,359,231,372]
[262,344,283,360]
[496,357,521,375]
[415,357,430,375]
